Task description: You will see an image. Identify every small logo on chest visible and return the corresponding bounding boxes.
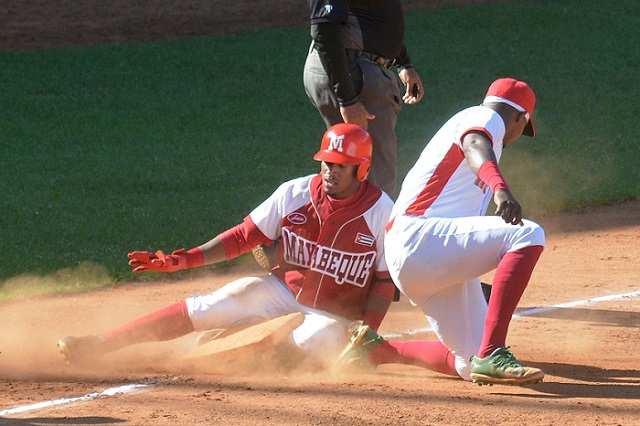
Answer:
[287,212,307,225]
[355,233,374,247]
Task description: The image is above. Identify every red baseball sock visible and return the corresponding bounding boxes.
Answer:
[478,245,544,358]
[102,300,195,351]
[368,340,459,377]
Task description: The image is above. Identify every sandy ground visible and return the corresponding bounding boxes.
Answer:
[1,200,639,425]
[1,1,639,425]
[0,0,508,51]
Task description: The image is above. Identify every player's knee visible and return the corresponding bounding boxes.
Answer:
[291,321,345,363]
[513,219,545,249]
[528,221,546,247]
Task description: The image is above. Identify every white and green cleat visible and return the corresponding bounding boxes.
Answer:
[470,346,544,386]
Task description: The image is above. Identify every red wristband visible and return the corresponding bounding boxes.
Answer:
[477,160,510,192]
[186,247,205,268]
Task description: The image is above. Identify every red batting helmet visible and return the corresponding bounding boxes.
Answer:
[314,123,372,182]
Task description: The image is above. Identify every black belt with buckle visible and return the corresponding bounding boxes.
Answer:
[348,50,394,69]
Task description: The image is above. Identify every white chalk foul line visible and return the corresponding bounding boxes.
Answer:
[383,289,640,339]
[515,289,640,317]
[0,382,152,416]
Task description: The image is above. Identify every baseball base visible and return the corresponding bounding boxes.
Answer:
[180,312,304,370]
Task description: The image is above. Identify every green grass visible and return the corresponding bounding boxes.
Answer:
[1,0,638,294]
[397,0,640,212]
[0,261,114,302]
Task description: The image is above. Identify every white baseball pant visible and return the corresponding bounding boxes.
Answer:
[385,214,545,379]
[185,274,355,368]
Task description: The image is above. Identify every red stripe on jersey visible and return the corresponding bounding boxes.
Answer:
[405,144,465,216]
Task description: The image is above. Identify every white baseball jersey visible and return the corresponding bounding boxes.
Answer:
[390,105,504,222]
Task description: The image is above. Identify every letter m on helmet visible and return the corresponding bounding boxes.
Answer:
[314,123,373,182]
[328,134,345,152]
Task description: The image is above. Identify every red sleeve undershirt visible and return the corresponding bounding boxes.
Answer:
[218,216,273,260]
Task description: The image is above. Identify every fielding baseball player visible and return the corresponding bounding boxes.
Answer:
[58,124,396,369]
[338,78,546,386]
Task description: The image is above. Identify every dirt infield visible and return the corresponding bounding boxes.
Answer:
[1,1,639,425]
[0,0,507,51]
[1,200,639,425]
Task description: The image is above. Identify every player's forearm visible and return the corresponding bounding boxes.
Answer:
[363,294,392,331]
[195,236,228,265]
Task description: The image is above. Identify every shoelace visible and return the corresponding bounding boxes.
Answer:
[493,347,523,368]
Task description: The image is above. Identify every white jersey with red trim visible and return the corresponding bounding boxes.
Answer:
[384,104,545,380]
[390,105,505,221]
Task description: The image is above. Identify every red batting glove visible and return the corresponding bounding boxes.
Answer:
[127,248,204,273]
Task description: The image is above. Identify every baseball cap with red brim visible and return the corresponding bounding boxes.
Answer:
[484,78,536,137]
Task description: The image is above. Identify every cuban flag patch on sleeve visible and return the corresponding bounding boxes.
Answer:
[355,233,375,247]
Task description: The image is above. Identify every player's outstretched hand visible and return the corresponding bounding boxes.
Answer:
[494,189,523,226]
[128,249,188,273]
